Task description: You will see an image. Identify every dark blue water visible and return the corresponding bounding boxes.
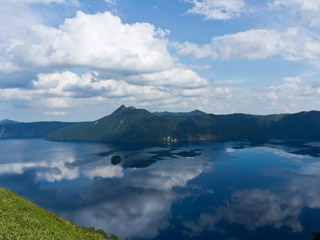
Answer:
[1,138,320,239]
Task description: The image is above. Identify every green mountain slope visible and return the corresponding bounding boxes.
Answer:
[154,109,206,117]
[0,188,116,240]
[0,119,20,124]
[0,121,77,139]
[272,111,320,138]
[4,105,317,143]
[48,105,181,142]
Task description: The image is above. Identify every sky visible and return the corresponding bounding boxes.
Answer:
[0,0,320,121]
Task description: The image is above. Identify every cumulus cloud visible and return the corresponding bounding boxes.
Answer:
[0,10,215,115]
[0,68,211,114]
[44,111,67,116]
[105,0,116,5]
[268,0,320,27]
[185,0,246,20]
[0,61,21,74]
[269,0,320,11]
[6,11,174,73]
[176,28,320,65]
[32,71,177,99]
[127,67,208,88]
[1,70,320,116]
[0,5,319,117]
[1,0,65,4]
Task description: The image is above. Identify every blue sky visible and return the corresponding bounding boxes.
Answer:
[0,0,320,121]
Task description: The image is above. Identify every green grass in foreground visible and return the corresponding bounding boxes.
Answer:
[0,188,117,240]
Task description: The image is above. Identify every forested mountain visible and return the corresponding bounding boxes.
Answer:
[0,121,77,139]
[154,110,206,117]
[0,119,20,124]
[46,105,320,143]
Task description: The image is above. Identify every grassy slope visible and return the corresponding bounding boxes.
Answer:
[0,188,108,240]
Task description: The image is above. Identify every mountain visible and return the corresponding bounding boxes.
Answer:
[0,119,20,124]
[0,121,78,139]
[154,109,206,117]
[48,105,178,142]
[2,106,319,142]
[271,111,320,138]
[0,188,118,240]
[47,106,320,143]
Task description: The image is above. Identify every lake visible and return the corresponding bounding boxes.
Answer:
[0,138,320,240]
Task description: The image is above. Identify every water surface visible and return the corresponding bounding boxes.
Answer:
[1,138,320,239]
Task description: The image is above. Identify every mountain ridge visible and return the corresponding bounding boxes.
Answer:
[0,119,20,124]
[46,106,320,143]
[2,106,320,142]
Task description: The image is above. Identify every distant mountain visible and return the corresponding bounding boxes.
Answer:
[48,105,177,142]
[0,119,20,124]
[2,106,319,142]
[0,121,78,139]
[154,110,206,117]
[46,105,320,143]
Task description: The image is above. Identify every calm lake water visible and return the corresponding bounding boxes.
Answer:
[1,138,320,239]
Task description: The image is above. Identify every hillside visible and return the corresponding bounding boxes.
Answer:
[47,105,320,143]
[0,119,20,124]
[0,188,118,240]
[0,121,78,139]
[154,109,206,117]
[1,106,319,143]
[48,105,180,142]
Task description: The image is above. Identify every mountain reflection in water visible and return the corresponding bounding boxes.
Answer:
[0,139,320,240]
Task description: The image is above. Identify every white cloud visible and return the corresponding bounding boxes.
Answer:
[7,11,174,73]
[0,10,214,115]
[269,0,320,12]
[32,71,170,99]
[268,0,320,27]
[1,70,320,116]
[0,61,21,73]
[44,111,67,116]
[176,28,320,66]
[0,69,211,114]
[105,0,116,5]
[1,0,65,4]
[0,7,319,117]
[127,67,208,88]
[185,0,246,20]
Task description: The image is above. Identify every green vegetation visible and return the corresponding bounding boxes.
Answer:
[3,105,320,142]
[0,121,77,138]
[0,188,117,240]
[47,105,177,143]
[0,119,20,124]
[47,105,320,143]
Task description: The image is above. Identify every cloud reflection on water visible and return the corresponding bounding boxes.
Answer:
[65,157,211,239]
[183,143,320,238]
[2,139,320,239]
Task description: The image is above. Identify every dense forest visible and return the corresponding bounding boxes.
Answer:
[46,105,320,143]
[2,105,320,143]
